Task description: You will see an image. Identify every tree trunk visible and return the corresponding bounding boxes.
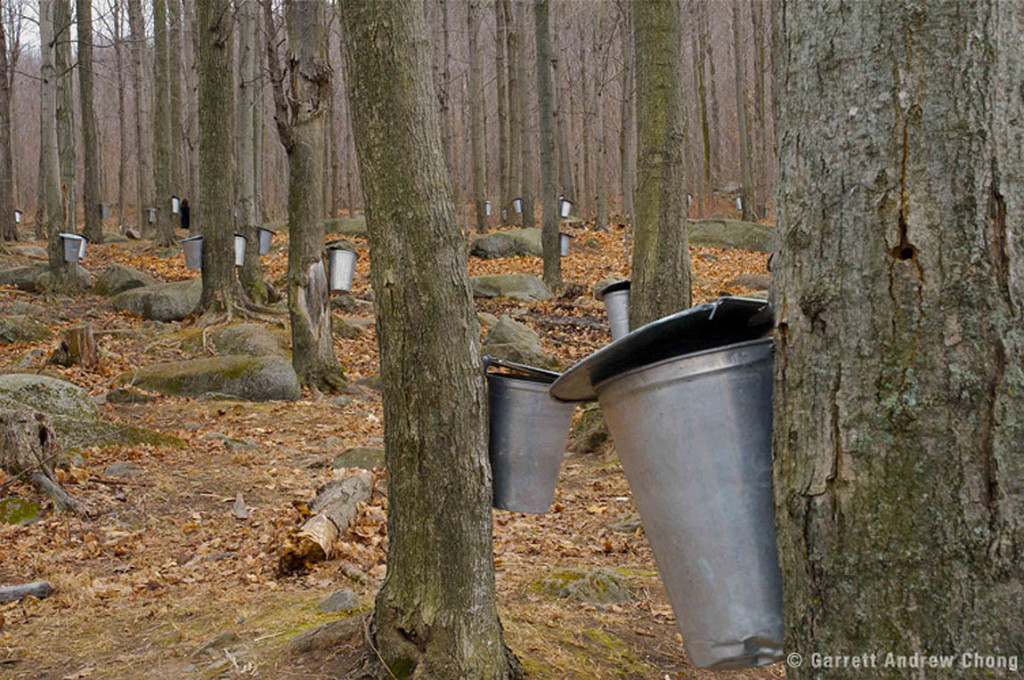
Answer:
[517,1,534,229]
[0,412,84,515]
[495,0,508,224]
[48,323,98,368]
[40,0,73,289]
[236,0,265,303]
[698,1,719,192]
[129,0,154,237]
[618,4,634,222]
[594,24,607,233]
[731,0,753,221]
[114,0,128,232]
[54,0,75,235]
[0,9,14,241]
[749,0,767,219]
[551,15,574,205]
[154,0,174,245]
[535,0,559,289]
[197,0,237,314]
[579,34,590,221]
[339,0,523,677]
[504,0,521,227]
[773,2,1024,676]
[467,0,487,234]
[692,5,709,217]
[77,0,102,243]
[629,0,691,328]
[169,0,183,192]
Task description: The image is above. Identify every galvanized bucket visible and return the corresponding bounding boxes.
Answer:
[486,358,575,514]
[59,233,85,263]
[257,227,275,255]
[559,232,572,257]
[485,200,492,216]
[593,337,783,669]
[596,280,631,341]
[512,197,522,214]
[233,234,247,267]
[171,195,180,214]
[560,198,573,218]
[181,235,203,270]
[327,247,358,291]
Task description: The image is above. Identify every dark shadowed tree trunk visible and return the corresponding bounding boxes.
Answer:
[266,0,343,391]
[629,0,690,328]
[340,0,524,677]
[535,0,559,289]
[0,5,13,241]
[697,0,719,190]
[773,2,1024,677]
[169,0,183,192]
[551,13,573,206]
[495,0,508,224]
[154,0,174,245]
[731,0,753,221]
[468,0,487,234]
[77,0,102,243]
[54,0,74,235]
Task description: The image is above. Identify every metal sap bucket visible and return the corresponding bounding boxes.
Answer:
[594,338,782,669]
[234,233,247,267]
[486,357,575,514]
[485,200,492,216]
[512,197,522,214]
[181,235,203,270]
[328,247,358,291]
[596,280,631,341]
[559,232,571,257]
[559,198,573,218]
[59,233,86,263]
[257,227,275,255]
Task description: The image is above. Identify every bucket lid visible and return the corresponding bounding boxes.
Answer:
[180,235,203,243]
[595,278,631,301]
[550,297,772,402]
[58,232,85,241]
[483,356,561,384]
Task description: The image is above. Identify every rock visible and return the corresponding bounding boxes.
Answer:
[117,355,301,401]
[355,374,382,392]
[333,316,365,339]
[557,282,588,301]
[536,568,632,605]
[93,264,158,297]
[333,446,385,470]
[482,316,561,370]
[104,386,156,404]
[232,493,249,520]
[0,497,42,525]
[323,216,367,236]
[0,264,47,291]
[0,374,98,420]
[470,273,551,301]
[477,312,499,330]
[330,294,358,313]
[102,232,130,243]
[688,219,776,253]
[727,272,771,290]
[593,276,629,300]
[202,432,260,450]
[191,631,239,658]
[569,403,611,455]
[35,264,94,292]
[317,589,361,613]
[322,436,346,450]
[111,278,202,322]
[329,395,353,408]
[104,461,144,477]
[182,323,290,358]
[0,315,50,344]
[606,512,642,534]
[7,245,48,259]
[470,228,543,258]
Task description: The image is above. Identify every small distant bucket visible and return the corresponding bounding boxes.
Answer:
[234,234,247,267]
[559,232,572,257]
[328,246,358,291]
[14,209,21,224]
[257,227,275,255]
[181,235,203,270]
[597,280,631,341]
[171,195,180,214]
[512,197,522,214]
[559,198,572,218]
[59,233,86,263]
[485,357,575,514]
[735,196,743,211]
[100,203,110,219]
[147,208,156,224]
[485,200,492,217]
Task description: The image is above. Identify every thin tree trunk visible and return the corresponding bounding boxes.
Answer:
[169,0,183,192]
[495,0,508,224]
[629,0,691,328]
[40,0,71,286]
[0,7,14,241]
[237,0,266,303]
[594,2,608,231]
[468,0,487,233]
[129,0,154,237]
[77,0,102,243]
[749,0,766,218]
[54,0,74,235]
[330,80,340,218]
[340,1,523,675]
[504,0,521,227]
[698,0,719,192]
[619,3,634,221]
[580,33,590,221]
[551,11,573,206]
[731,0,753,221]
[535,0,559,288]
[114,0,128,232]
[517,0,534,229]
[774,2,1024,673]
[154,0,174,245]
[692,3,709,217]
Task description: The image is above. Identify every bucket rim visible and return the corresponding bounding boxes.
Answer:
[483,356,561,384]
[327,245,359,259]
[180,235,203,243]
[595,278,631,300]
[594,337,772,395]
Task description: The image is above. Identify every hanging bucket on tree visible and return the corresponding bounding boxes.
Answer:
[14,209,21,224]
[234,234,247,267]
[327,246,358,292]
[181,235,203,270]
[147,208,156,224]
[559,232,572,257]
[559,198,573,218]
[485,200,492,216]
[100,204,110,219]
[512,197,523,214]
[257,227,275,255]
[59,233,86,263]
[485,357,576,514]
[551,299,782,669]
[596,280,631,341]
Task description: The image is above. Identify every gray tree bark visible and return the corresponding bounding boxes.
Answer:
[468,0,487,234]
[54,0,74,235]
[618,3,634,222]
[0,5,14,241]
[169,0,184,192]
[495,0,508,224]
[154,0,174,245]
[697,0,719,190]
[629,0,691,328]
[692,4,710,217]
[266,0,343,391]
[504,0,521,226]
[237,0,267,304]
[749,0,767,218]
[731,0,753,221]
[535,0,559,289]
[77,0,102,243]
[551,15,573,206]
[517,0,534,229]
[40,0,73,288]
[773,2,1024,676]
[128,0,154,237]
[339,0,523,677]
[114,0,128,232]
[579,33,590,221]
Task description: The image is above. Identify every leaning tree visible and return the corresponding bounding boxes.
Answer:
[340,0,522,676]
[773,1,1024,677]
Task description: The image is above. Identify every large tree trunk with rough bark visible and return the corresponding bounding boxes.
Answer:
[129,0,154,237]
[77,0,102,243]
[773,2,1024,677]
[54,0,75,235]
[154,0,174,245]
[467,0,487,234]
[535,0,559,289]
[0,9,14,241]
[340,1,523,677]
[629,0,691,328]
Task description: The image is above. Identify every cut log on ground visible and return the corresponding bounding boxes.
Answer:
[279,470,373,573]
[48,323,98,368]
[0,411,86,515]
[0,581,53,603]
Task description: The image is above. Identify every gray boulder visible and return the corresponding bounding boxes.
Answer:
[94,264,158,297]
[111,278,201,322]
[688,219,776,253]
[101,232,130,243]
[35,264,94,292]
[323,216,366,236]
[536,568,632,605]
[0,315,50,344]
[182,323,290,358]
[317,589,361,613]
[470,273,551,301]
[0,264,47,291]
[470,228,543,259]
[118,355,301,401]
[482,316,561,370]
[333,446,385,470]
[727,272,771,291]
[7,245,48,260]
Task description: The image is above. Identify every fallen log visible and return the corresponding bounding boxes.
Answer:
[0,581,53,603]
[279,470,373,574]
[0,411,86,515]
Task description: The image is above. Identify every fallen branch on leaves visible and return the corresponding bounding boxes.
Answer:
[0,581,53,603]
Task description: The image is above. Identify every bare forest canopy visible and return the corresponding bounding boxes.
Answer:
[1,0,773,229]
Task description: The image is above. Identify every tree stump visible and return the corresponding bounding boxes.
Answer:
[49,323,98,368]
[0,411,85,514]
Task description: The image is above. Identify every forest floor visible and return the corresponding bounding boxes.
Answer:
[0,213,784,680]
